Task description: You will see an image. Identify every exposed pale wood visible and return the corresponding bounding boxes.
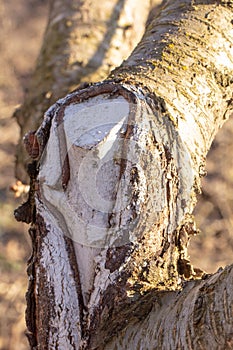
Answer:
[14,0,153,182]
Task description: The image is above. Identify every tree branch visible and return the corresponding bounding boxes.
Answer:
[106,264,233,349]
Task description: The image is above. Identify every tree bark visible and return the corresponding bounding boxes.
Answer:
[15,0,233,349]
[106,264,233,349]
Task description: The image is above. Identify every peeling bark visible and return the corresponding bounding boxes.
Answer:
[15,0,233,349]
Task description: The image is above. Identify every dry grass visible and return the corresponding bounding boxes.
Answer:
[0,1,232,349]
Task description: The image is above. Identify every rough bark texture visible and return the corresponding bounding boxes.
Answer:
[14,0,153,183]
[15,0,233,349]
[105,264,233,349]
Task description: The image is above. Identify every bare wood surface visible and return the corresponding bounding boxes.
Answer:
[14,0,153,182]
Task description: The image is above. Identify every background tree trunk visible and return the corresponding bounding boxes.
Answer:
[15,0,233,349]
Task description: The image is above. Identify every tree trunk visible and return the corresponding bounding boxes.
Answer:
[15,0,233,349]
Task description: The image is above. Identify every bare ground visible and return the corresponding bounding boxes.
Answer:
[0,1,232,349]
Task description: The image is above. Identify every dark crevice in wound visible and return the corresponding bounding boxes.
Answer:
[105,244,132,272]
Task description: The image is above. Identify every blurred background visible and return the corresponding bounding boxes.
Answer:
[0,1,48,349]
[0,1,232,349]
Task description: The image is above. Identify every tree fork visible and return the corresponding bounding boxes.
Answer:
[15,0,233,349]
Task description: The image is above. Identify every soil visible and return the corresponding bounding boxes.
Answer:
[0,1,232,349]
